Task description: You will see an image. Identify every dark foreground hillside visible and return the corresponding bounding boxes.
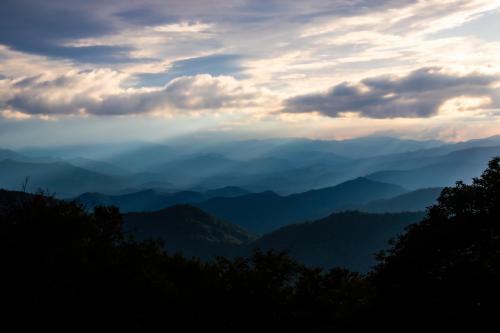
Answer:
[123,205,255,259]
[1,158,500,332]
[122,205,421,270]
[252,211,424,272]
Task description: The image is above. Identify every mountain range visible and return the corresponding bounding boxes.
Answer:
[0,159,122,197]
[122,203,425,272]
[75,177,406,233]
[365,146,500,189]
[77,186,250,213]
[3,135,500,195]
[196,177,406,233]
[2,135,500,270]
[120,200,425,271]
[0,188,430,272]
[348,187,443,213]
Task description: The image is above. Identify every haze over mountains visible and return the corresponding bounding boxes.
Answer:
[2,135,500,196]
[2,134,500,271]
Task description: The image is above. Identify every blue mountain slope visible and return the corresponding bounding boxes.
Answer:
[197,177,406,233]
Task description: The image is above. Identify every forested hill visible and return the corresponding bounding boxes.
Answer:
[250,211,424,272]
[123,204,255,259]
[0,157,499,332]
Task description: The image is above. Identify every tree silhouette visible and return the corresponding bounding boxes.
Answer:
[369,157,500,332]
[2,158,500,331]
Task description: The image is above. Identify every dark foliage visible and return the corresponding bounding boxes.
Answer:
[1,158,500,331]
[123,204,255,259]
[0,192,366,331]
[368,157,500,332]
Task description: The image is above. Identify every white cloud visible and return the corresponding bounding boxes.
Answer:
[153,22,213,33]
[1,109,31,120]
[1,70,274,117]
[300,0,500,38]
[2,0,500,141]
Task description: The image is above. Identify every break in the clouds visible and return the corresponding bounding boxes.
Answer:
[284,67,500,119]
[1,0,500,143]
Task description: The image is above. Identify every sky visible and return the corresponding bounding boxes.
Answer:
[1,0,500,147]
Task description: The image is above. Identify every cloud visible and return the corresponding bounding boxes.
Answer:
[134,54,245,87]
[1,70,265,117]
[2,0,485,65]
[284,67,500,119]
[87,74,261,115]
[0,0,129,63]
[300,0,499,38]
[0,0,220,63]
[1,0,500,144]
[1,110,31,120]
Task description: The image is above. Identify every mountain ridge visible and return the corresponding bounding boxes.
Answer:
[197,177,406,233]
[123,204,255,259]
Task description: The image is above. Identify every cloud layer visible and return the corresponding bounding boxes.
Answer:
[1,0,500,143]
[284,67,500,118]
[0,70,266,116]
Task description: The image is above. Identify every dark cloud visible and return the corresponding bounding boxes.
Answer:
[0,0,421,63]
[284,68,499,118]
[0,0,128,63]
[0,0,185,63]
[115,8,179,26]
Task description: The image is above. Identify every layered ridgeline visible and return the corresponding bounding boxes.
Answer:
[122,204,423,271]
[2,135,499,195]
[197,177,406,233]
[0,189,425,271]
[77,177,405,233]
[1,157,499,331]
[76,187,250,213]
[0,159,123,197]
[365,146,500,189]
[348,187,443,213]
[0,149,164,197]
[75,183,443,241]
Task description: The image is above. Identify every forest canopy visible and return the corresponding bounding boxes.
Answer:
[1,158,499,332]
